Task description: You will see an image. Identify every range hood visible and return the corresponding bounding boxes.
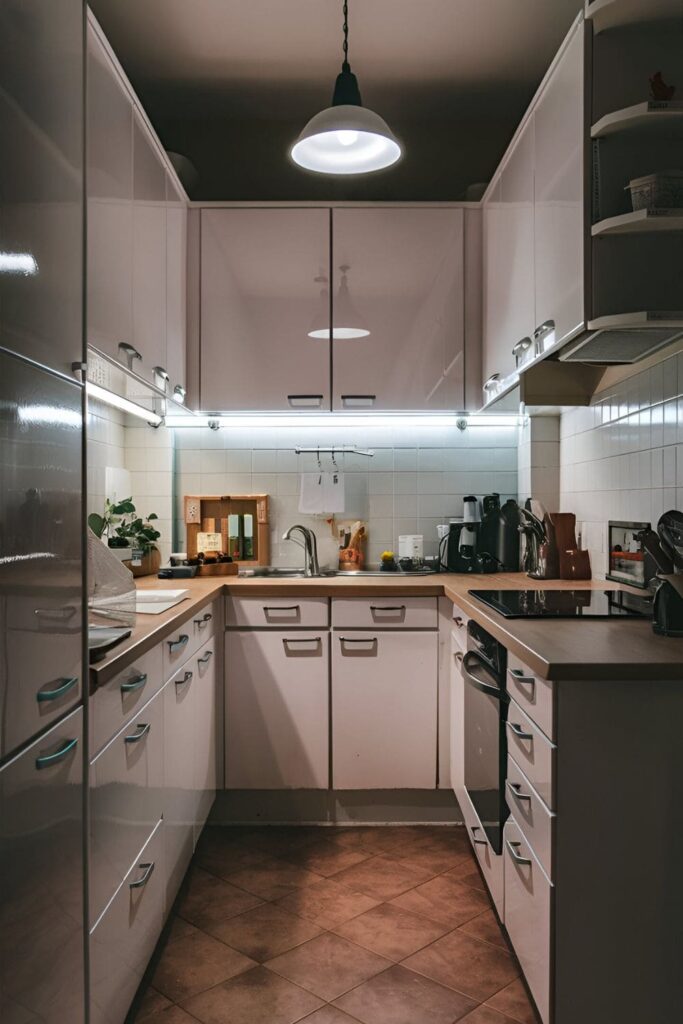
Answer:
[559,312,683,364]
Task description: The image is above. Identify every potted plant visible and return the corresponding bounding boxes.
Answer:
[88,498,161,577]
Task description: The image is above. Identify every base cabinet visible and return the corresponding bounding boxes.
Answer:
[332,631,437,789]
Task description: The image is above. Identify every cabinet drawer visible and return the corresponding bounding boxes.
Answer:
[89,822,165,1024]
[91,644,163,756]
[226,595,329,629]
[455,784,504,919]
[332,597,437,630]
[506,699,556,810]
[163,601,217,676]
[506,755,555,880]
[504,818,552,1024]
[507,652,555,741]
[90,687,164,924]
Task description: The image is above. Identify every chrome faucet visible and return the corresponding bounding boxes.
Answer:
[283,524,320,577]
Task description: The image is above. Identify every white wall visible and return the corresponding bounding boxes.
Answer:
[560,349,683,579]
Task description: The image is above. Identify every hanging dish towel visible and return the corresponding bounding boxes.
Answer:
[298,472,346,514]
[323,470,345,514]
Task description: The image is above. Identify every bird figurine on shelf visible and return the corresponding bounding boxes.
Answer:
[650,71,676,102]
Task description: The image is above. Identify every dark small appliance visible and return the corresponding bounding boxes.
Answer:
[642,509,683,637]
[479,496,521,571]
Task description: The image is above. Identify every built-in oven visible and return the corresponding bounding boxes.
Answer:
[463,620,509,854]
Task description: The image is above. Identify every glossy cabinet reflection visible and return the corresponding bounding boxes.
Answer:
[132,112,167,380]
[0,351,83,759]
[332,208,465,411]
[0,708,84,1023]
[200,208,332,411]
[0,0,84,374]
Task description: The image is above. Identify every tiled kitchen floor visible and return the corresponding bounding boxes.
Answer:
[129,826,540,1024]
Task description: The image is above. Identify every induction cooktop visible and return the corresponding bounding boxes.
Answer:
[469,589,653,619]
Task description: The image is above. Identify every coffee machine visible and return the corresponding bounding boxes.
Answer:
[440,496,500,573]
[640,510,683,637]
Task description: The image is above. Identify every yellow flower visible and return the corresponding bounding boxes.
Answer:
[381,550,395,561]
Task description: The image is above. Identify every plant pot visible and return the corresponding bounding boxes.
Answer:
[122,548,161,578]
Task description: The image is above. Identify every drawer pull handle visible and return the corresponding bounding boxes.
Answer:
[124,722,150,744]
[370,605,406,613]
[129,862,155,889]
[340,636,377,644]
[34,605,77,621]
[506,780,532,803]
[194,613,212,627]
[198,652,214,664]
[454,651,464,665]
[470,825,488,846]
[453,615,464,627]
[282,637,321,651]
[121,673,147,693]
[36,676,78,703]
[508,722,533,741]
[35,737,78,770]
[168,634,189,652]
[264,605,300,613]
[176,670,193,686]
[288,394,323,407]
[506,839,532,867]
[509,668,536,693]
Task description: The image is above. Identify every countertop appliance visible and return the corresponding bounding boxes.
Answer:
[462,620,509,854]
[470,588,652,619]
[641,509,683,636]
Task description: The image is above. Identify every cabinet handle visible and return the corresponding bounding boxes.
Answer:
[153,366,169,390]
[168,634,189,652]
[454,651,463,665]
[508,668,536,694]
[36,676,78,703]
[339,637,378,653]
[121,673,147,693]
[197,652,213,664]
[282,637,321,651]
[506,839,532,867]
[124,722,150,744]
[470,825,488,846]
[341,394,376,407]
[533,319,555,355]
[512,337,533,366]
[369,605,406,613]
[453,615,464,627]
[264,605,300,614]
[194,612,212,627]
[288,394,323,408]
[129,862,155,889]
[34,605,77,621]
[506,780,532,803]
[35,737,78,770]
[483,373,500,393]
[508,721,533,741]
[176,670,193,686]
[118,343,142,370]
[173,384,186,403]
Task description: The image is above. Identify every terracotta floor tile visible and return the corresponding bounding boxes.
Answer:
[333,963,477,1024]
[403,930,519,1003]
[352,826,443,856]
[236,826,326,857]
[137,1008,202,1024]
[276,877,381,928]
[195,828,271,878]
[282,839,374,877]
[459,910,510,950]
[333,902,450,961]
[265,931,392,1001]
[390,874,490,928]
[329,855,435,900]
[300,1006,365,1024]
[151,922,256,1002]
[485,979,540,1024]
[176,867,264,934]
[227,857,324,900]
[321,827,387,851]
[181,965,323,1024]
[395,844,475,877]
[460,1007,517,1024]
[131,986,172,1021]
[210,901,324,961]
[444,862,488,893]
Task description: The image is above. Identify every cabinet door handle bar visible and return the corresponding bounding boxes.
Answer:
[35,737,78,770]
[121,673,147,693]
[36,676,78,702]
[124,722,150,744]
[129,862,155,889]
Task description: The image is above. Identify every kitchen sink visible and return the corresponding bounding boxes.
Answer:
[238,567,436,578]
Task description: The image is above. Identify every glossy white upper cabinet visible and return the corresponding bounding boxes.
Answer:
[87,22,133,365]
[200,208,332,411]
[132,113,167,383]
[533,20,585,348]
[0,0,84,375]
[332,209,465,411]
[483,120,535,389]
[165,175,187,399]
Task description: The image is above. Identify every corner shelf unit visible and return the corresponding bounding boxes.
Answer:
[592,209,683,236]
[591,101,683,139]
[585,0,683,35]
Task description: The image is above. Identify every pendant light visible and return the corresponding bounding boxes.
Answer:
[308,267,370,339]
[291,0,402,175]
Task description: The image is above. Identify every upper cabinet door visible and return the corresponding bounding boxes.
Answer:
[331,209,464,411]
[165,174,187,399]
[200,209,331,411]
[132,113,167,383]
[0,0,84,375]
[87,23,134,366]
[533,21,585,347]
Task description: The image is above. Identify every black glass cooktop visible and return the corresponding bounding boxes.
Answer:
[469,589,653,619]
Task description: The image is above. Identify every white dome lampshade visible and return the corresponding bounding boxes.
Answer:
[308,268,370,340]
[290,1,402,176]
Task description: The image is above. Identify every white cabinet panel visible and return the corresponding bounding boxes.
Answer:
[332,208,464,411]
[163,602,217,677]
[226,631,329,789]
[506,755,555,880]
[533,21,585,348]
[91,644,163,758]
[506,699,556,810]
[331,596,437,630]
[200,209,331,411]
[194,639,217,834]
[226,596,329,629]
[132,116,166,382]
[332,631,437,789]
[89,822,164,1024]
[163,659,196,906]
[165,174,187,398]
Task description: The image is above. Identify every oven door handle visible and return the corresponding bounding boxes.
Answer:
[462,651,508,702]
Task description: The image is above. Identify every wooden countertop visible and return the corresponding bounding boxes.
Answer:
[89,571,682,688]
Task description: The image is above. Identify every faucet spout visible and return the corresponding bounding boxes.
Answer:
[283,524,320,576]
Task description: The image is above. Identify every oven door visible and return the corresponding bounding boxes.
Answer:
[462,650,509,855]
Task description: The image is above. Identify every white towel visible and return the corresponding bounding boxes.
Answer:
[298,472,346,514]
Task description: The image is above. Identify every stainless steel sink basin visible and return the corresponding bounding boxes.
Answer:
[238,567,312,578]
[238,566,436,579]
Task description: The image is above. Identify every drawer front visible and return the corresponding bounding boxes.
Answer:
[506,755,555,880]
[451,604,469,650]
[507,651,555,741]
[89,822,165,1024]
[90,687,164,925]
[91,644,163,756]
[332,596,437,630]
[455,783,504,919]
[504,818,552,1024]
[506,699,556,810]
[226,595,329,629]
[163,601,217,676]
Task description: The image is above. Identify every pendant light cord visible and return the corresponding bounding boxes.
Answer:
[342,0,350,70]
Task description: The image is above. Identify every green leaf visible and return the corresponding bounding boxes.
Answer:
[87,513,105,539]
[147,512,158,520]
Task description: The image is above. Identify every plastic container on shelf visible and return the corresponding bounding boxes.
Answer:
[626,170,683,211]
